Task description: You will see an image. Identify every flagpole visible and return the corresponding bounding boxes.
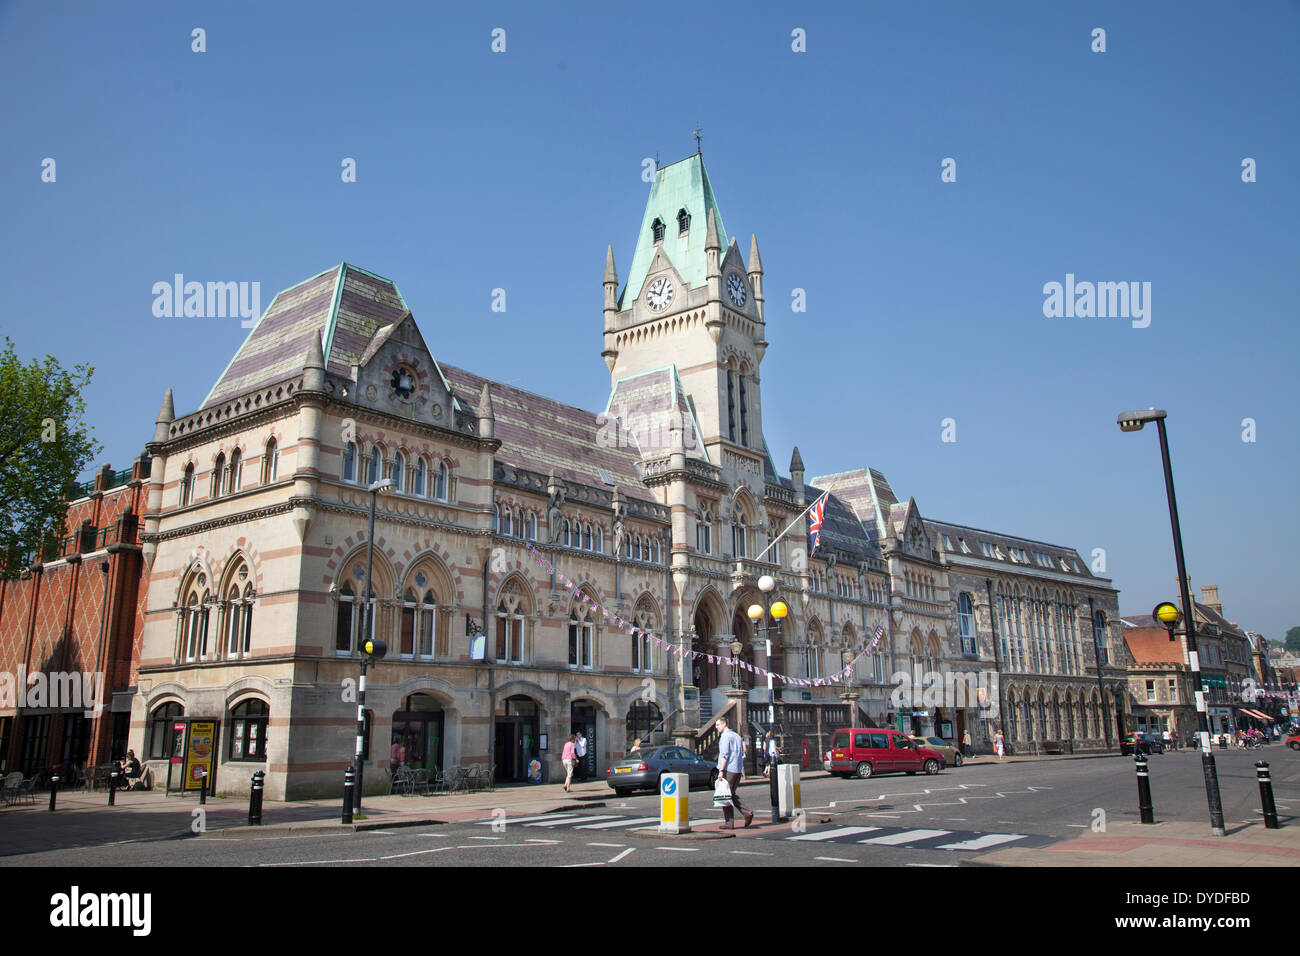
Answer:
[752,491,828,565]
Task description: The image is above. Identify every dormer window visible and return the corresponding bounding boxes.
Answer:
[677,208,690,235]
[652,218,665,244]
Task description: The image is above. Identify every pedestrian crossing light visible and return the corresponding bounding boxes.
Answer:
[362,637,387,661]
[1153,601,1181,640]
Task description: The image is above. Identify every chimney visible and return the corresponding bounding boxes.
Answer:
[1200,584,1222,616]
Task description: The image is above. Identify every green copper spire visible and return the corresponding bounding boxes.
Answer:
[618,153,728,309]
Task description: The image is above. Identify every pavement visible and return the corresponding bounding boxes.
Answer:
[3,755,1297,866]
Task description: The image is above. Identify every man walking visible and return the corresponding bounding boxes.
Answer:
[962,729,972,758]
[715,716,752,829]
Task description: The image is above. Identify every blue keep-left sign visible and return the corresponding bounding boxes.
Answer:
[661,776,677,795]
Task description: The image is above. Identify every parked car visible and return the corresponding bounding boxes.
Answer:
[605,745,718,796]
[909,735,962,767]
[827,728,944,779]
[1286,733,1300,751]
[1121,732,1165,756]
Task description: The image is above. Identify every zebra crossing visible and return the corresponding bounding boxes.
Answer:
[471,812,1056,851]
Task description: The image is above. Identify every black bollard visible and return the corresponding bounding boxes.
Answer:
[342,765,355,825]
[1256,761,1279,829]
[248,770,264,825]
[199,769,208,806]
[108,769,119,806]
[1135,754,1154,824]
[48,773,60,812]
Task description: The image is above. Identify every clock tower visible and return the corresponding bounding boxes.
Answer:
[602,152,768,479]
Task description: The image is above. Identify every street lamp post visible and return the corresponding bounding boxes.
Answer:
[1117,408,1226,836]
[355,477,396,810]
[747,575,788,824]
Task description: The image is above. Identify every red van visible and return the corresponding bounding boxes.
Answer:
[827,727,944,779]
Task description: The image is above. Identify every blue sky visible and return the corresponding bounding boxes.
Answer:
[1,1,1297,638]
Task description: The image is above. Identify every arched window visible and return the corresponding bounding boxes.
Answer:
[180,463,195,507]
[582,524,593,551]
[958,593,976,655]
[496,597,524,664]
[569,608,594,671]
[224,573,255,660]
[696,505,713,555]
[627,534,636,560]
[212,453,226,498]
[501,507,514,538]
[413,457,427,497]
[767,521,781,565]
[492,504,500,534]
[563,519,573,548]
[652,217,665,243]
[228,449,242,493]
[262,438,279,484]
[336,582,362,654]
[677,208,690,235]
[652,537,661,564]
[393,451,406,493]
[738,376,748,446]
[1006,692,1018,740]
[732,521,747,559]
[343,442,357,482]
[179,575,210,662]
[366,447,381,485]
[526,512,537,541]
[1093,610,1109,666]
[727,371,736,441]
[148,702,184,760]
[400,588,438,659]
[229,698,268,761]
[594,526,603,552]
[436,461,449,501]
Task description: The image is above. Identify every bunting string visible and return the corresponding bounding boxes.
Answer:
[525,542,888,687]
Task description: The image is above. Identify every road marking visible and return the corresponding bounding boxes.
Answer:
[654,847,700,852]
[907,862,956,867]
[525,839,561,844]
[789,826,881,842]
[479,813,581,825]
[936,833,1027,851]
[467,836,501,840]
[368,830,396,835]
[1065,825,1088,828]
[587,842,626,848]
[576,816,660,830]
[814,856,856,863]
[730,850,773,856]
[560,862,605,868]
[526,815,622,827]
[608,848,635,863]
[260,858,377,866]
[858,829,952,846]
[380,847,455,860]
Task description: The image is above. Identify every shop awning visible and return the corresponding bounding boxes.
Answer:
[1242,708,1273,721]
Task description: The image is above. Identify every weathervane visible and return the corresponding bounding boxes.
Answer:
[691,125,703,153]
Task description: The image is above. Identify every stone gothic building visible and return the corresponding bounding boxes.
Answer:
[123,151,1126,799]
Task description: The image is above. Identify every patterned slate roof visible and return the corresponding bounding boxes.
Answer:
[202,264,409,408]
[618,153,728,309]
[924,517,1099,581]
[811,468,899,541]
[802,481,880,563]
[439,363,657,504]
[604,366,708,461]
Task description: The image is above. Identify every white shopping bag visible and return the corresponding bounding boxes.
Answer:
[712,775,733,808]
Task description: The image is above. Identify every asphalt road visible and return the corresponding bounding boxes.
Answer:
[2,749,1294,867]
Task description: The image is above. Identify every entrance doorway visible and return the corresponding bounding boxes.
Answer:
[571,703,596,780]
[391,694,444,773]
[495,695,540,782]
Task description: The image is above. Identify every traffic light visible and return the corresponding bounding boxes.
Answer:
[361,637,387,661]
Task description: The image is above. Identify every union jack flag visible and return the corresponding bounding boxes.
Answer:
[808,493,829,556]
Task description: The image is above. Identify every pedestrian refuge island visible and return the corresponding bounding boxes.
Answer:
[659,773,690,833]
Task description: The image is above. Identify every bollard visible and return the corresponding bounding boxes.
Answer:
[199,769,208,806]
[777,763,802,821]
[48,773,60,812]
[658,772,690,834]
[1134,754,1154,824]
[248,770,265,826]
[108,769,119,806]
[342,765,355,825]
[1256,761,1279,829]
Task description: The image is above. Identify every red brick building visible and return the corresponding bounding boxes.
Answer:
[0,456,151,777]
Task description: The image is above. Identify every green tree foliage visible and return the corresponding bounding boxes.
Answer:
[0,337,100,572]
[1286,627,1300,652]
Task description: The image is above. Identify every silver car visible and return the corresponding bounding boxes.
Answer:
[606,745,719,796]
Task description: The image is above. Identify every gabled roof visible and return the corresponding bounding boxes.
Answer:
[202,263,410,408]
[1121,622,1187,666]
[924,516,1099,580]
[618,153,728,309]
[604,366,710,462]
[811,468,900,542]
[439,363,657,504]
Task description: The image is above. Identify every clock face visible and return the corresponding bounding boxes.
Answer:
[391,367,416,401]
[647,277,674,311]
[727,273,747,308]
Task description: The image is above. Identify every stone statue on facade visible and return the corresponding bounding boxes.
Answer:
[547,481,566,544]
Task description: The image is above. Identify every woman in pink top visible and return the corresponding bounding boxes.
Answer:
[561,734,578,792]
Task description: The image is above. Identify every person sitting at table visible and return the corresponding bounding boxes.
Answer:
[117,750,141,788]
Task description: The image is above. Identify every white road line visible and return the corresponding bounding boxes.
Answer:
[576,816,660,830]
[608,848,635,863]
[789,826,881,842]
[654,847,700,852]
[526,814,623,827]
[380,847,455,860]
[587,842,626,848]
[478,813,581,825]
[729,850,773,856]
[907,862,956,867]
[525,839,561,844]
[467,836,502,840]
[858,829,952,846]
[1065,825,1088,828]
[260,858,376,866]
[936,833,1027,851]
[560,862,605,868]
[814,856,856,863]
